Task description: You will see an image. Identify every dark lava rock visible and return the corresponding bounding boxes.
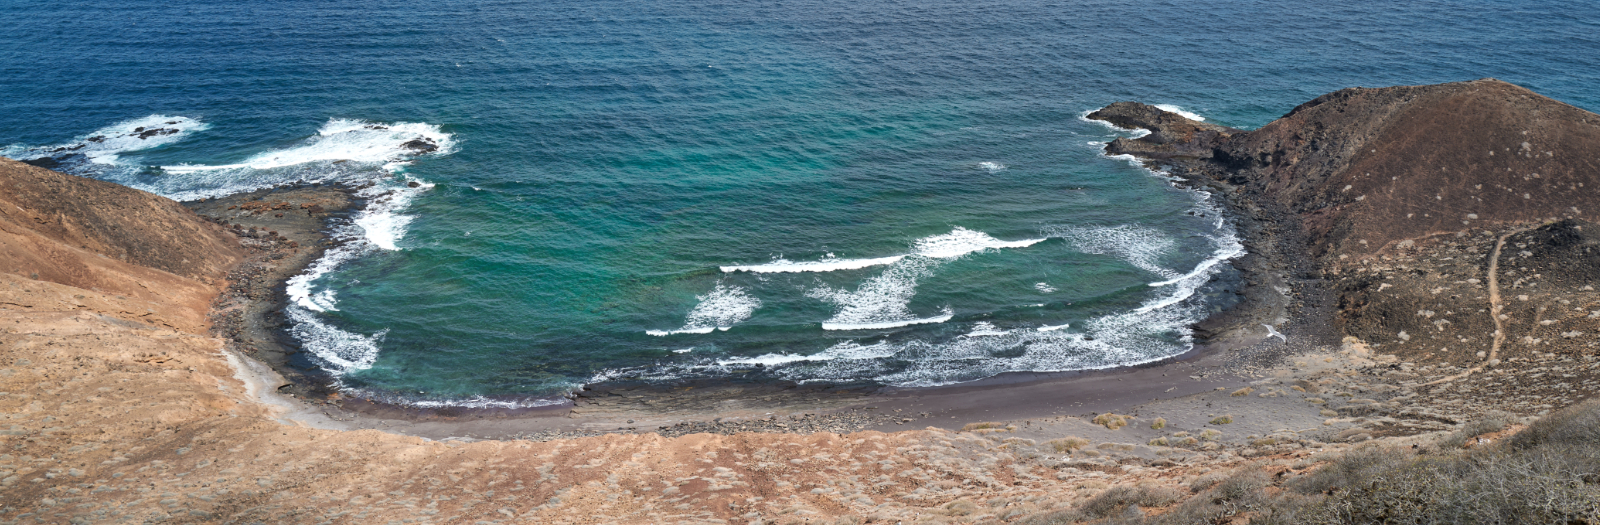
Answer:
[400,138,437,154]
[138,128,179,139]
[21,157,63,169]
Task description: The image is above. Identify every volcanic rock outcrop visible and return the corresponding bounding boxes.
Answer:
[1092,79,1600,369]
[1094,79,1600,261]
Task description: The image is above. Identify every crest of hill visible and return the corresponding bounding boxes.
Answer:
[1099,79,1600,261]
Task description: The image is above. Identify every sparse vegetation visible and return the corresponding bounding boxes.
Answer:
[1080,485,1182,518]
[1049,436,1091,453]
[1014,403,1600,524]
[1438,410,1514,449]
[1230,387,1254,397]
[1150,417,1166,430]
[1208,415,1232,425]
[1093,413,1133,430]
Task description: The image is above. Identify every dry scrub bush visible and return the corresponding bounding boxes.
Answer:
[1208,415,1233,425]
[1438,410,1514,449]
[1094,413,1133,430]
[1150,417,1166,430]
[1231,387,1254,397]
[1081,485,1182,518]
[1014,508,1086,525]
[1258,402,1600,524]
[1050,437,1091,453]
[962,421,1007,432]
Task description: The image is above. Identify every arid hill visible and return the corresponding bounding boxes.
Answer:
[1093,78,1600,390]
[0,158,244,331]
[1096,79,1600,262]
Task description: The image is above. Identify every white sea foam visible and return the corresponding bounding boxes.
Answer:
[647,283,761,336]
[714,340,899,368]
[1049,224,1181,280]
[963,322,1009,337]
[162,119,453,173]
[721,255,906,273]
[1154,104,1206,121]
[629,180,1247,389]
[978,161,1006,172]
[821,310,954,331]
[1079,109,1151,138]
[912,227,1046,258]
[339,388,569,410]
[723,227,1044,274]
[2,115,209,166]
[793,228,1043,330]
[286,307,384,372]
[806,255,945,331]
[283,177,435,313]
[1035,282,1057,293]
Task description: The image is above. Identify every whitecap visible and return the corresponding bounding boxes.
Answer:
[285,307,384,373]
[1035,282,1057,293]
[978,161,1006,172]
[1048,224,1181,280]
[2,115,208,166]
[806,256,944,331]
[821,309,954,331]
[722,227,1043,274]
[715,340,899,368]
[1036,323,1071,332]
[722,255,906,273]
[160,119,452,174]
[963,322,1009,337]
[647,283,761,336]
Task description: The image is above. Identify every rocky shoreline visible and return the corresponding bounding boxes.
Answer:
[183,184,356,400]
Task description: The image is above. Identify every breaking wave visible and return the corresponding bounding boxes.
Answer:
[2,115,208,168]
[721,226,1044,273]
[647,283,762,336]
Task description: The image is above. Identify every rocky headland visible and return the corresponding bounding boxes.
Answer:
[2,78,1598,524]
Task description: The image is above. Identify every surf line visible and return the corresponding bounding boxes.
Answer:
[720,227,1046,274]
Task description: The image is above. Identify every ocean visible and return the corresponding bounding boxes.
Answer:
[4,0,1598,408]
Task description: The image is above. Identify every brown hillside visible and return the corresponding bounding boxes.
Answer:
[1219,79,1600,260]
[0,157,244,283]
[0,157,244,329]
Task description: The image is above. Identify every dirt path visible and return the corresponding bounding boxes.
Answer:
[1423,227,1531,386]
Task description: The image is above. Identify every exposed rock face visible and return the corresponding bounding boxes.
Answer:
[1090,102,1240,160]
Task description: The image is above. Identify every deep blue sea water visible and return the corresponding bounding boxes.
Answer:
[5,0,1599,408]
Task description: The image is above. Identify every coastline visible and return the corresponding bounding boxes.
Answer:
[9,79,1600,522]
[188,159,1320,441]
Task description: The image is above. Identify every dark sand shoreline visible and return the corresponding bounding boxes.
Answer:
[188,156,1326,442]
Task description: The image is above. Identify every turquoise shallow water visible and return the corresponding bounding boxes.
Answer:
[5,0,1600,407]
